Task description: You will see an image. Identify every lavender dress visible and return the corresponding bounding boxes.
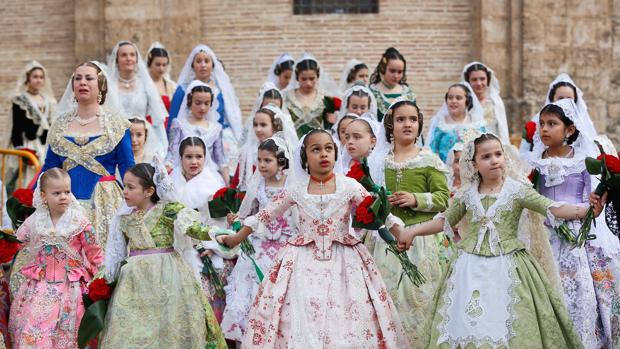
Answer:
[537,159,620,347]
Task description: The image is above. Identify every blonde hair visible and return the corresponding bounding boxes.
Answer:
[40,168,71,191]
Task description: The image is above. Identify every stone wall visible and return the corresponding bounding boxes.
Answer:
[1,0,618,146]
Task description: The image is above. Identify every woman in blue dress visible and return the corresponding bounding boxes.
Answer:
[41,61,135,248]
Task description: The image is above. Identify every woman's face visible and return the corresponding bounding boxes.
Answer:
[148,56,169,79]
[73,65,100,104]
[117,44,137,74]
[468,70,488,98]
[192,52,213,82]
[26,68,45,93]
[297,69,318,94]
[181,145,206,179]
[382,59,404,86]
[190,91,212,120]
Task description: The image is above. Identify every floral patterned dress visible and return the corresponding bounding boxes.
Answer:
[8,206,103,349]
[242,174,409,348]
[100,202,226,349]
[221,184,297,341]
[423,178,583,348]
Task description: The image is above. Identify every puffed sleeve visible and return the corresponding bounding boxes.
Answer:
[518,185,558,217]
[440,194,468,239]
[243,189,295,232]
[411,167,450,213]
[167,86,185,133]
[79,226,104,275]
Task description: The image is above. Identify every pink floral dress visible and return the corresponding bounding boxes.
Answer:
[241,174,409,348]
[9,207,102,349]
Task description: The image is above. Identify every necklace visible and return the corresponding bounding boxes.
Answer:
[310,172,335,185]
[119,76,136,89]
[76,115,98,126]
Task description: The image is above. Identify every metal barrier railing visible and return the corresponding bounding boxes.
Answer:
[0,149,41,227]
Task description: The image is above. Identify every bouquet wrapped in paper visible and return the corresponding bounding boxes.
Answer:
[77,278,116,348]
[347,159,425,287]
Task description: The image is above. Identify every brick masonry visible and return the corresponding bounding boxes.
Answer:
[1,0,618,147]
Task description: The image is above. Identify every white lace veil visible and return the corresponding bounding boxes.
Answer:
[338,84,378,120]
[426,81,485,148]
[338,59,364,95]
[56,61,122,117]
[339,112,389,185]
[238,132,293,218]
[241,81,289,143]
[528,98,599,163]
[288,52,338,97]
[237,103,298,190]
[176,44,243,140]
[145,41,173,80]
[267,52,295,91]
[457,130,562,293]
[462,62,509,142]
[177,80,220,124]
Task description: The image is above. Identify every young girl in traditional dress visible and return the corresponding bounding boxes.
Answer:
[266,53,295,91]
[362,99,450,346]
[218,129,409,348]
[284,53,339,137]
[426,82,487,162]
[170,136,231,322]
[398,131,605,348]
[369,48,415,121]
[338,59,369,95]
[101,162,227,349]
[129,118,156,164]
[9,168,103,349]
[220,134,297,344]
[527,98,620,347]
[166,80,229,185]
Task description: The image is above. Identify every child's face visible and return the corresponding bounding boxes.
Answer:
[552,86,575,102]
[345,120,376,161]
[382,59,404,86]
[392,104,420,145]
[452,150,462,180]
[473,139,505,181]
[305,132,336,176]
[278,69,292,89]
[338,117,354,145]
[446,86,467,117]
[41,177,71,216]
[353,68,370,86]
[261,97,282,109]
[181,145,205,179]
[347,95,369,116]
[130,123,146,153]
[253,112,274,143]
[539,112,575,148]
[257,149,280,179]
[190,91,212,120]
[123,172,153,208]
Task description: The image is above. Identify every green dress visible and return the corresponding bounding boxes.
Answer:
[365,148,450,347]
[423,178,583,348]
[369,84,416,121]
[100,202,227,349]
[284,89,337,137]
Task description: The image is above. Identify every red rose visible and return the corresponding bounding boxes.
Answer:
[333,97,342,111]
[213,187,229,200]
[524,121,537,143]
[12,188,34,207]
[597,154,620,174]
[355,196,376,224]
[0,239,20,264]
[88,278,112,302]
[346,162,365,182]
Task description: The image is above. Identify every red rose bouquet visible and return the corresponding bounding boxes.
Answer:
[6,188,35,229]
[583,154,620,240]
[349,158,425,287]
[77,278,116,348]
